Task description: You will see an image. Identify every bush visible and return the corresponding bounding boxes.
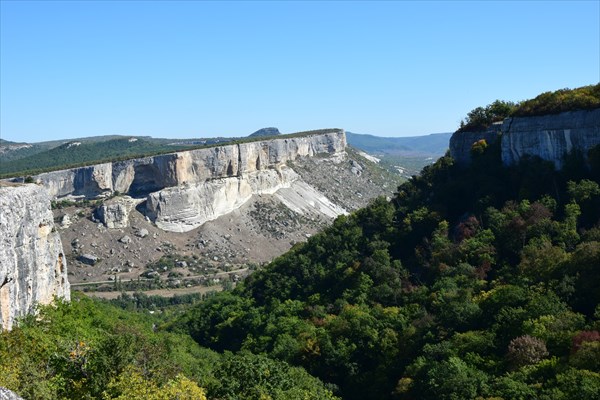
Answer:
[507,335,549,368]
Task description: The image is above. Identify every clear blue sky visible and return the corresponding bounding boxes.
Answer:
[1,1,598,142]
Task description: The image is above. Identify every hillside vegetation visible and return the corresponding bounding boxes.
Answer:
[2,90,600,399]
[457,83,600,133]
[0,294,338,399]
[168,138,600,399]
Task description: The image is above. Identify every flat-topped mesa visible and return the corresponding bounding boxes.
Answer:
[449,109,600,168]
[31,129,347,200]
[0,183,70,331]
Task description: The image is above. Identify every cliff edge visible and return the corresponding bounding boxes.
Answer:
[31,130,346,200]
[449,109,600,168]
[0,183,70,330]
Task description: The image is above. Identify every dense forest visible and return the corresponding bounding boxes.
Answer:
[169,138,600,399]
[0,295,337,399]
[1,89,600,398]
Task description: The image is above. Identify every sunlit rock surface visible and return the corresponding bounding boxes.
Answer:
[0,183,70,331]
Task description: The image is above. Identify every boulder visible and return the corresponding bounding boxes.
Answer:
[79,254,99,266]
[96,197,138,229]
[119,235,132,244]
[135,228,149,238]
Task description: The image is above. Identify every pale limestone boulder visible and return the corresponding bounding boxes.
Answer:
[96,196,141,229]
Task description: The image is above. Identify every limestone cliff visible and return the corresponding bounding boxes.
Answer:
[501,110,600,168]
[0,183,70,330]
[144,167,336,232]
[26,130,347,232]
[449,109,600,168]
[32,130,346,200]
[448,123,502,165]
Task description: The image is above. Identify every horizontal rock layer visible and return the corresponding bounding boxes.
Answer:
[146,167,333,232]
[31,130,347,199]
[0,183,70,331]
[450,109,600,168]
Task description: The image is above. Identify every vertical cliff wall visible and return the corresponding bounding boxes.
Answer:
[449,109,600,168]
[448,123,503,165]
[501,109,600,168]
[0,183,70,330]
[32,130,347,200]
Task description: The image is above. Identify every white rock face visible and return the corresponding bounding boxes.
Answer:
[450,109,600,168]
[274,180,347,219]
[147,168,298,232]
[501,110,600,168]
[449,124,502,165]
[31,130,347,200]
[96,196,141,228]
[0,183,70,331]
[22,131,348,233]
[0,387,24,400]
[34,163,113,199]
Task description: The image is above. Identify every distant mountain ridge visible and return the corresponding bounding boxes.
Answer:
[345,131,451,178]
[346,131,451,157]
[249,127,281,137]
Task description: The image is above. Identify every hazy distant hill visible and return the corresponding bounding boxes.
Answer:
[346,131,451,178]
[346,131,451,157]
[0,135,233,177]
[249,127,281,137]
[0,135,151,163]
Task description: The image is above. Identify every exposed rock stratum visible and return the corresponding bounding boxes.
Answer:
[0,183,70,330]
[450,109,600,168]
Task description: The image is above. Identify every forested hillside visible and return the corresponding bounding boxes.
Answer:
[169,138,600,399]
[0,137,225,178]
[0,294,337,399]
[2,134,599,399]
[2,89,600,399]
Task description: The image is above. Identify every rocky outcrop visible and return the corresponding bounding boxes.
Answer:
[35,163,114,199]
[0,183,70,331]
[449,123,502,165]
[147,167,299,232]
[96,196,142,228]
[0,387,24,400]
[32,130,346,200]
[450,109,600,168]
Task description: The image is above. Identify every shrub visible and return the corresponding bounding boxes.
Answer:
[507,335,549,368]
